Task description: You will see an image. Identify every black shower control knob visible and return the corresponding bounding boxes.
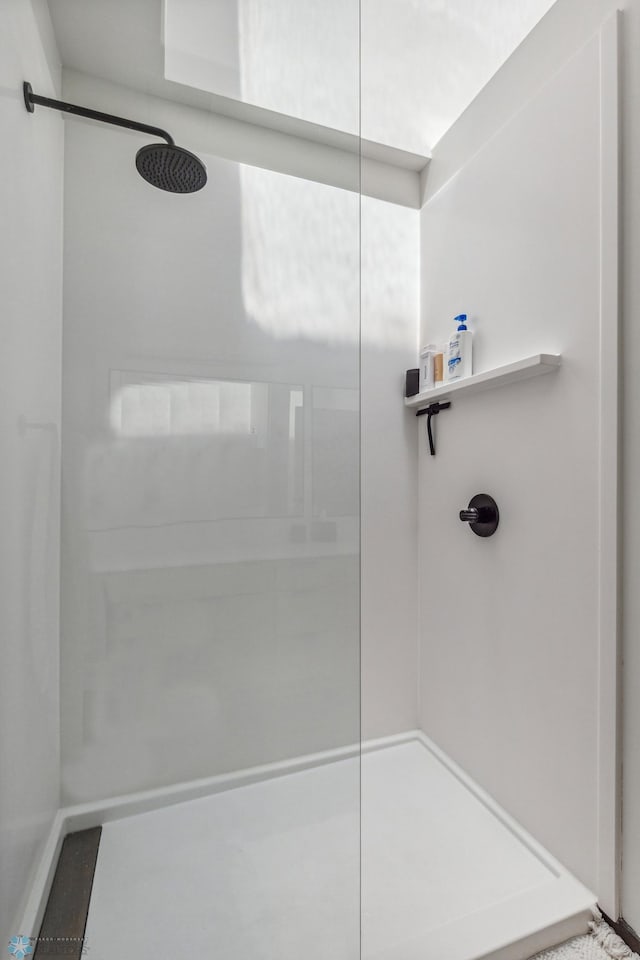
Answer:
[459,494,499,538]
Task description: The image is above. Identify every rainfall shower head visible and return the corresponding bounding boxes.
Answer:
[23,82,207,194]
[135,143,207,194]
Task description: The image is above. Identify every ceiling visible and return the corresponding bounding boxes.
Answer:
[47,0,558,158]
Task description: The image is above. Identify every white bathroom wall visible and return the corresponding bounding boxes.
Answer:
[418,33,605,893]
[361,198,420,739]
[420,0,640,928]
[620,0,640,933]
[60,74,418,803]
[616,0,640,934]
[0,0,63,937]
[60,106,357,804]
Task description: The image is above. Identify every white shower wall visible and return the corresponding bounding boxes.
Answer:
[0,0,63,936]
[361,199,420,739]
[61,120,358,804]
[418,30,606,894]
[417,0,640,931]
[59,75,419,804]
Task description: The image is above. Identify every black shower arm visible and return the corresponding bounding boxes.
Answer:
[23,82,174,146]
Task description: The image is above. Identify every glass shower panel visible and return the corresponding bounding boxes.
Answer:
[58,21,360,956]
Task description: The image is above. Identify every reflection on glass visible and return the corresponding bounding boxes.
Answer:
[240,165,360,343]
[312,387,358,519]
[163,0,359,134]
[163,0,556,155]
[61,149,360,868]
[111,375,256,438]
[77,372,306,530]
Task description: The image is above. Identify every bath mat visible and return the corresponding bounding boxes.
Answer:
[532,911,640,959]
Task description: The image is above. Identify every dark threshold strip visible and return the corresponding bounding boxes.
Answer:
[33,827,102,959]
[601,909,640,956]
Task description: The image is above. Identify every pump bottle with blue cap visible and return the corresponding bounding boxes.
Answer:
[446,314,473,382]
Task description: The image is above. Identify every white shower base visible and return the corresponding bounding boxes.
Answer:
[81,733,594,960]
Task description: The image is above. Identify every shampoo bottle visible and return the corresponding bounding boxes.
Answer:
[446,314,472,381]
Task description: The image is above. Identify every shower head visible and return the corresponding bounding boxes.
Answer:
[23,82,207,194]
[135,143,207,194]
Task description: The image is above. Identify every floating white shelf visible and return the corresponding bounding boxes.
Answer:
[404,354,561,411]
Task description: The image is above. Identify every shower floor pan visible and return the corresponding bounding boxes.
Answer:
[80,733,594,960]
